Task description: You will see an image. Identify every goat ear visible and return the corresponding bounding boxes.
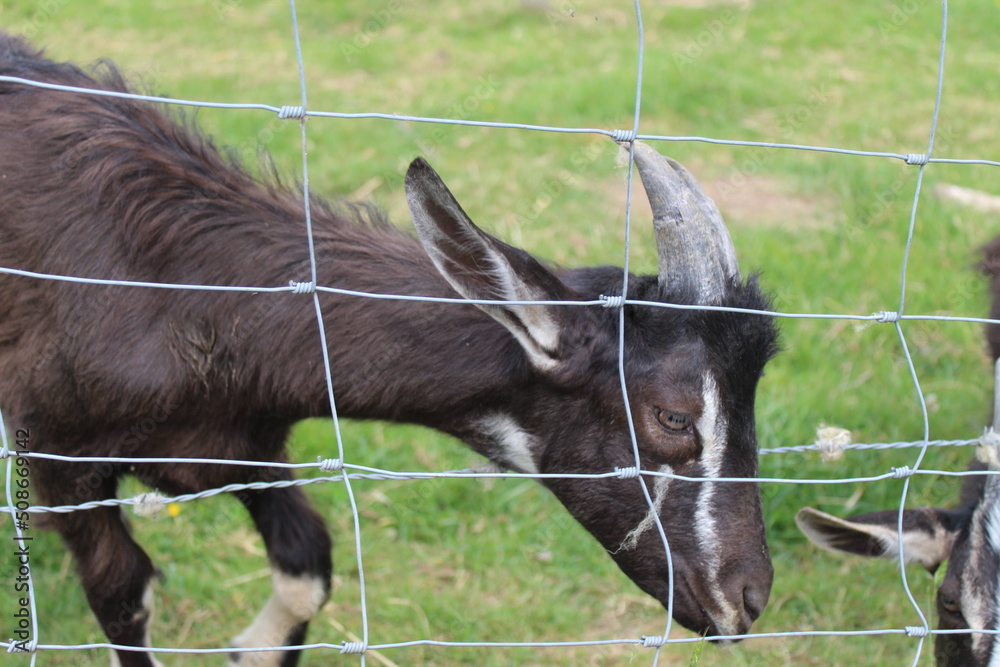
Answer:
[405,158,581,376]
[796,507,963,574]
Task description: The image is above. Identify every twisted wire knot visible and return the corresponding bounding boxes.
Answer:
[641,635,666,648]
[340,641,367,654]
[601,294,625,308]
[289,280,316,294]
[981,428,1000,447]
[904,153,929,166]
[0,445,9,460]
[978,428,1000,468]
[611,129,637,143]
[615,466,640,479]
[905,625,930,637]
[892,466,914,479]
[874,310,901,323]
[278,105,306,120]
[7,640,37,653]
[132,491,168,518]
[317,457,344,472]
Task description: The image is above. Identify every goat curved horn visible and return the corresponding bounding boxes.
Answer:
[628,141,740,304]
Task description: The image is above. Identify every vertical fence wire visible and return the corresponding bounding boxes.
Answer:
[616,1,678,661]
[283,0,372,662]
[891,3,950,664]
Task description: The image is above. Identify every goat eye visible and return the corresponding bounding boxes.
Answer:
[656,409,692,433]
[939,594,961,614]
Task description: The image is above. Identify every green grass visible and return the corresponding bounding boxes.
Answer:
[1,0,999,664]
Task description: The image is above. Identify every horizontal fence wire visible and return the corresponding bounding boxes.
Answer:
[1,0,998,665]
[6,452,1000,521]
[1,77,997,168]
[5,261,1000,324]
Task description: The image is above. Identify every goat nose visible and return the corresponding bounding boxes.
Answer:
[722,560,772,635]
[743,580,768,624]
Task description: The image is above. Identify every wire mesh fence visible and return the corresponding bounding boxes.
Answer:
[2,1,999,665]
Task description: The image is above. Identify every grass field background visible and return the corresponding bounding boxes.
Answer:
[1,1,999,665]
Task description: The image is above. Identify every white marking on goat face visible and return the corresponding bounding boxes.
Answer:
[964,477,1000,665]
[692,372,741,629]
[988,489,1000,667]
[229,571,328,667]
[474,413,539,475]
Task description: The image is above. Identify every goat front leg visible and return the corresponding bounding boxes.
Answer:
[47,489,163,667]
[229,482,333,667]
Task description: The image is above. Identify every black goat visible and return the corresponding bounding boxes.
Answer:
[797,236,1000,666]
[0,35,778,666]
